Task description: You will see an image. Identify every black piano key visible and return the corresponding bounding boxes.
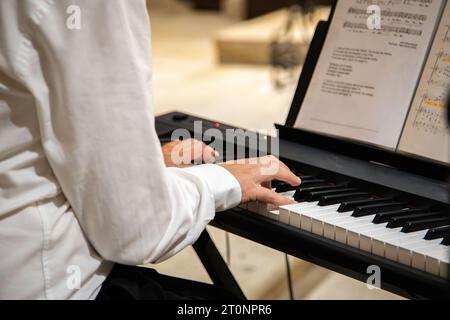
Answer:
[271,179,283,189]
[307,188,358,202]
[401,217,450,233]
[338,197,394,212]
[293,183,348,201]
[442,237,450,246]
[318,192,371,206]
[387,212,441,228]
[351,202,408,217]
[298,179,328,187]
[372,207,429,224]
[297,175,315,181]
[424,225,450,240]
[276,178,328,193]
[275,183,296,193]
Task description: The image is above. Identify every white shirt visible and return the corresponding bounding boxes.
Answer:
[0,0,241,299]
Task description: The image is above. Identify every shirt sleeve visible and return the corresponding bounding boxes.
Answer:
[30,0,241,265]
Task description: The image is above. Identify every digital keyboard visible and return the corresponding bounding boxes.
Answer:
[156,111,450,299]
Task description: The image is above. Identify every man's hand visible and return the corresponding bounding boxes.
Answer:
[162,138,219,167]
[220,155,301,206]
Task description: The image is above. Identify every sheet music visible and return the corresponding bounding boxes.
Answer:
[294,0,444,149]
[398,1,450,164]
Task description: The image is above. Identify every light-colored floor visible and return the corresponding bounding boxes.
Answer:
[149,0,294,130]
[145,0,403,300]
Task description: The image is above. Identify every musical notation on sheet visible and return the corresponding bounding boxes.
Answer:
[295,0,444,149]
[399,1,450,164]
[412,95,449,136]
[344,0,437,38]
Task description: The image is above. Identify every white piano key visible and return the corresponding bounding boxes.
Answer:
[359,225,401,254]
[411,239,448,271]
[279,203,304,228]
[247,201,261,215]
[285,203,321,228]
[289,212,302,228]
[290,201,337,232]
[411,245,445,271]
[426,254,445,277]
[346,223,385,248]
[279,205,291,224]
[268,210,280,221]
[283,190,296,197]
[322,213,356,239]
[247,190,295,216]
[348,220,410,253]
[280,202,319,227]
[397,238,444,269]
[309,207,349,235]
[258,203,277,215]
[372,238,388,257]
[412,245,449,275]
[334,216,375,244]
[372,227,424,261]
[299,205,340,232]
[383,227,427,252]
[280,201,318,215]
[438,253,450,278]
[424,248,449,277]
[338,217,392,248]
[357,224,402,252]
[311,212,342,235]
[359,233,375,253]
[383,230,429,262]
[292,201,320,209]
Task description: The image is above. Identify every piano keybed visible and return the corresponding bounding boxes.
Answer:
[243,173,450,279]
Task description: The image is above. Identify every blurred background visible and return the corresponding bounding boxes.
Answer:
[145,0,404,299]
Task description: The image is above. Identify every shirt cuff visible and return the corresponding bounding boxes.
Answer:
[181,164,242,212]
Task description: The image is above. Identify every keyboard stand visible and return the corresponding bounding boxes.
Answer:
[193,230,246,300]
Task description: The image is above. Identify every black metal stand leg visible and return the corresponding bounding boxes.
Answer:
[193,230,246,300]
